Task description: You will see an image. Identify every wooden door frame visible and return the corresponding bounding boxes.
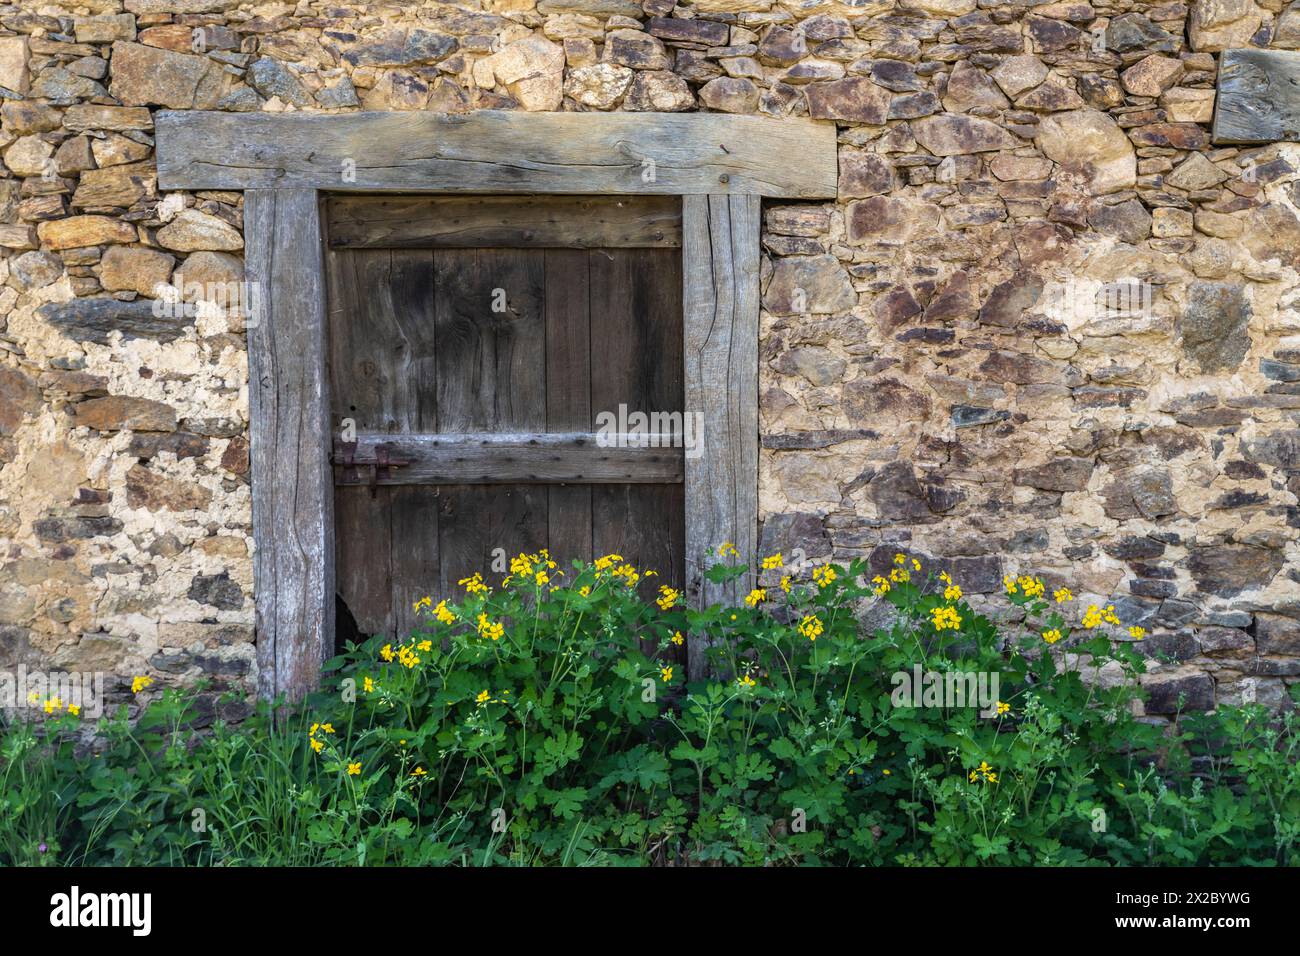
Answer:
[155,110,839,699]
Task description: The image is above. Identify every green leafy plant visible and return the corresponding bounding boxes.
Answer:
[2,548,1296,867]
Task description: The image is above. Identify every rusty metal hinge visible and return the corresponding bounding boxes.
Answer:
[333,442,412,498]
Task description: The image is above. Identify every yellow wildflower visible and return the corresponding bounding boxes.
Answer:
[1017,575,1046,599]
[931,606,962,632]
[797,614,824,641]
[476,613,504,642]
[812,565,838,588]
[1004,575,1018,595]
[779,575,791,593]
[1081,605,1103,629]
[1053,587,1073,603]
[737,673,757,689]
[434,600,456,625]
[871,575,891,596]
[656,585,681,610]
[130,675,153,694]
[670,631,684,646]
[458,572,488,596]
[1128,626,1146,640]
[310,737,324,753]
[761,553,783,570]
[476,689,491,705]
[943,584,962,602]
[744,588,766,608]
[411,767,427,777]
[997,701,1011,716]
[67,703,80,717]
[413,596,432,612]
[660,666,673,683]
[347,762,361,776]
[1042,628,1063,644]
[380,644,395,662]
[363,676,375,693]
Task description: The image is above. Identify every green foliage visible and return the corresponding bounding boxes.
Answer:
[2,550,1297,866]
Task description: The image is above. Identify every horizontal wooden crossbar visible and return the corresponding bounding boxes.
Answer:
[326,194,682,248]
[154,110,838,198]
[332,432,686,485]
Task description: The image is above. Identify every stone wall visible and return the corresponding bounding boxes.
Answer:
[1,0,1297,717]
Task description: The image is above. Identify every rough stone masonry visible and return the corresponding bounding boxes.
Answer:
[0,0,1298,721]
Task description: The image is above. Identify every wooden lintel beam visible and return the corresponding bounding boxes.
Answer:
[154,109,839,198]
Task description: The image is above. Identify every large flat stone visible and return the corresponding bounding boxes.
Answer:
[912,114,1020,155]
[37,216,137,250]
[108,41,226,109]
[37,297,194,345]
[1186,544,1284,598]
[1036,109,1136,194]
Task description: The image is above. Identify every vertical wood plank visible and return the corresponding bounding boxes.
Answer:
[326,247,394,644]
[436,485,490,599]
[435,248,549,588]
[590,244,687,662]
[545,248,593,569]
[333,484,392,640]
[387,250,439,432]
[383,249,440,638]
[436,485,549,596]
[434,248,546,432]
[246,188,334,702]
[326,248,437,432]
[682,194,760,680]
[590,244,684,580]
[390,485,440,640]
[590,247,683,424]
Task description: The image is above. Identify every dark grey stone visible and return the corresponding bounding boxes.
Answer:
[1143,672,1215,713]
[1178,282,1251,373]
[248,57,314,108]
[188,572,244,611]
[37,297,194,345]
[1185,545,1285,598]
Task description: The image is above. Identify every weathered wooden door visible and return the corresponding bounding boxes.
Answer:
[325,195,686,642]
